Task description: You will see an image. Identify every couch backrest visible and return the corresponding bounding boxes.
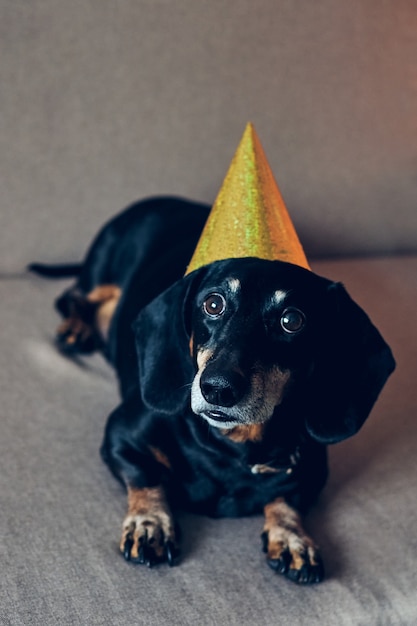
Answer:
[1,1,416,270]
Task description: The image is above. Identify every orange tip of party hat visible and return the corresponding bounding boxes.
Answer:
[185,122,310,275]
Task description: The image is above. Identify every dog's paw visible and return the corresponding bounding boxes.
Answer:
[56,318,97,354]
[261,529,324,584]
[120,513,180,568]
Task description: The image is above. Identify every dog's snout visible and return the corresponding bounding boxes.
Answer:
[200,368,247,407]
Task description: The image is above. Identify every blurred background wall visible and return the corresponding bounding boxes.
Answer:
[1,0,416,269]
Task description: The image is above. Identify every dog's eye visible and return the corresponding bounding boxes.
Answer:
[203,293,226,318]
[280,307,306,334]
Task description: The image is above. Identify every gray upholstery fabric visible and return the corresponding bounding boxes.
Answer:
[1,0,417,270]
[1,256,416,625]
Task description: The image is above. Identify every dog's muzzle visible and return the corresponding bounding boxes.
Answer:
[191,358,291,430]
[199,367,248,408]
[190,364,245,428]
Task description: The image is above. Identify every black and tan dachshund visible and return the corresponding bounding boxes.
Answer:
[30,196,395,584]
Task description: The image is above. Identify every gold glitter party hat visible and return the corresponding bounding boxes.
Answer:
[186,122,310,274]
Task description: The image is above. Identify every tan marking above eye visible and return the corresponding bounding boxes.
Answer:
[272,289,287,305]
[227,278,241,294]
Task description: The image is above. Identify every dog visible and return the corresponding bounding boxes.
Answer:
[30,196,395,584]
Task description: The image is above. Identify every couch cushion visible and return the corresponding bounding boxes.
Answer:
[1,255,416,624]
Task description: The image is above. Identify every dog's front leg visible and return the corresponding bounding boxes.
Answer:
[262,497,324,584]
[121,484,180,567]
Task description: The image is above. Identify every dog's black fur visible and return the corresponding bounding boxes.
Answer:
[30,196,395,584]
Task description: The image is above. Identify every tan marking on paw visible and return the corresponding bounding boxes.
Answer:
[120,486,176,560]
[263,497,320,571]
[87,284,121,340]
[57,317,93,344]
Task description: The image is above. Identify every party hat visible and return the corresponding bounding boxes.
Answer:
[185,122,310,274]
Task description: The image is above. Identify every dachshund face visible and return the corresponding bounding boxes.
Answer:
[189,259,329,430]
[136,257,395,444]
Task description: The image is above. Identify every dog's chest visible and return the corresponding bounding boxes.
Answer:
[169,429,303,517]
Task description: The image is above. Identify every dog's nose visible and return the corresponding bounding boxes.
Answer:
[200,369,247,407]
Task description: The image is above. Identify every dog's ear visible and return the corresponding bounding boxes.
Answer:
[305,282,395,444]
[133,268,207,414]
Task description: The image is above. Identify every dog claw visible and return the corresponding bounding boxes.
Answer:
[121,523,180,568]
[165,541,180,567]
[263,533,324,584]
[135,541,155,567]
[286,562,324,584]
[137,543,146,564]
[267,549,291,576]
[123,537,134,562]
[268,552,323,584]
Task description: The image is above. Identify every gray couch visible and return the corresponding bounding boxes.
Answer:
[2,2,417,624]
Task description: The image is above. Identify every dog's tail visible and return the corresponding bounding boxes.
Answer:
[27,262,82,278]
